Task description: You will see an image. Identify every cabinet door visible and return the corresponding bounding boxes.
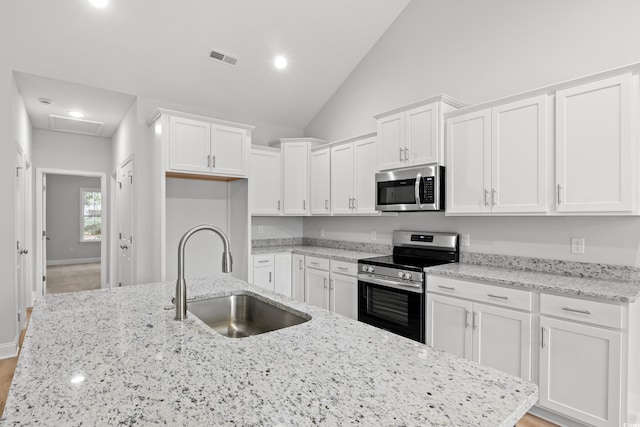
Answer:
[273,253,292,297]
[406,103,439,166]
[426,294,473,360]
[556,74,633,213]
[292,254,305,302]
[472,303,532,381]
[211,124,246,176]
[491,95,548,213]
[250,149,281,214]
[283,143,309,214]
[331,143,354,214]
[169,116,211,173]
[305,268,329,310]
[330,273,357,320]
[353,137,378,214]
[377,112,405,170]
[310,148,331,214]
[445,110,492,214]
[253,265,274,291]
[539,316,622,427]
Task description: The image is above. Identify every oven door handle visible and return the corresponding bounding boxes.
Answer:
[357,274,423,294]
[414,171,422,207]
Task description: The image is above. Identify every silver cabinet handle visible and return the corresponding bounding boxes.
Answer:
[348,198,352,209]
[303,199,306,210]
[472,311,477,330]
[212,155,216,168]
[487,294,509,300]
[206,154,211,168]
[438,285,455,291]
[562,307,591,315]
[557,184,562,204]
[269,272,272,283]
[484,189,489,206]
[399,147,404,162]
[353,198,357,209]
[541,327,546,348]
[404,148,409,161]
[310,262,319,266]
[323,277,328,289]
[257,260,269,264]
[329,279,334,290]
[465,309,471,328]
[491,188,496,206]
[325,199,328,210]
[337,266,348,271]
[299,259,303,269]
[277,200,281,211]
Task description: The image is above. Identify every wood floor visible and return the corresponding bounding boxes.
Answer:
[0,303,556,426]
[46,262,101,294]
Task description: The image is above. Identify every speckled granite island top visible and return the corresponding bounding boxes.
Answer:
[426,263,640,303]
[252,245,385,262]
[2,277,537,426]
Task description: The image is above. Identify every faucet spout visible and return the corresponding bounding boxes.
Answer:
[175,224,233,320]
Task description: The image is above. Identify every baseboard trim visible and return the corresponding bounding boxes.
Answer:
[0,336,19,360]
[47,258,101,266]
[529,405,588,427]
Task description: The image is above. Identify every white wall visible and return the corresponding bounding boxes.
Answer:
[251,216,304,240]
[302,0,640,267]
[46,175,101,263]
[32,129,111,173]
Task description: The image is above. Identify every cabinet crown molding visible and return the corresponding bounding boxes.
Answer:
[374,94,467,119]
[149,108,255,131]
[311,132,376,152]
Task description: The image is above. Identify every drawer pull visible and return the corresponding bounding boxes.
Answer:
[337,267,348,271]
[310,262,319,266]
[562,307,591,315]
[541,327,546,349]
[487,294,509,300]
[438,285,455,291]
[258,260,270,264]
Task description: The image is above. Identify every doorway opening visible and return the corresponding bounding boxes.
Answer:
[35,168,108,297]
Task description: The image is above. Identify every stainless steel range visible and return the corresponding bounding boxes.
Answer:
[357,231,459,343]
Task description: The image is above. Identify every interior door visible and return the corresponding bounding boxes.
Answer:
[41,174,47,295]
[118,159,134,286]
[15,148,26,330]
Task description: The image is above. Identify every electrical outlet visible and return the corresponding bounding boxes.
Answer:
[258,226,264,234]
[371,230,377,241]
[460,234,470,247]
[320,228,325,237]
[571,237,585,254]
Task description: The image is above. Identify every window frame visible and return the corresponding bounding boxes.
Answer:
[79,187,102,243]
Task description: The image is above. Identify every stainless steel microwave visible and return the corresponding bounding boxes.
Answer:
[375,164,445,212]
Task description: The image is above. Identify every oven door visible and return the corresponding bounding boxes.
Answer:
[357,275,425,343]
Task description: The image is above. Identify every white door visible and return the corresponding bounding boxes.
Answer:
[253,265,274,291]
[472,303,532,380]
[282,142,309,214]
[405,103,438,165]
[491,95,548,213]
[377,112,405,170]
[305,268,329,310]
[41,174,47,296]
[15,148,27,330]
[310,148,331,214]
[353,136,378,214]
[330,274,357,320]
[118,159,134,286]
[292,254,305,302]
[555,74,633,213]
[330,143,354,214]
[539,316,622,427]
[273,253,292,297]
[168,116,211,173]
[446,109,492,214]
[426,294,472,359]
[251,149,281,214]
[211,124,246,176]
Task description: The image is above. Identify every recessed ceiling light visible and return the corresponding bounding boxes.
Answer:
[274,56,287,70]
[68,111,85,119]
[89,0,108,8]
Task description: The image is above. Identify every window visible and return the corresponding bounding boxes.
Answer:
[80,188,102,242]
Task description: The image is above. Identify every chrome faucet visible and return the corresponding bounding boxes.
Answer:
[175,224,232,320]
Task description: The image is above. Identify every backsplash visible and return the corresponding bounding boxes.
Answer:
[461,252,640,281]
[251,237,391,254]
[251,237,303,248]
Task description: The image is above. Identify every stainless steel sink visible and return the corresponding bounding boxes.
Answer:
[187,292,311,338]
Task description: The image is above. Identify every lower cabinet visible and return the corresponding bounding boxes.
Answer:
[252,253,292,298]
[303,256,358,319]
[292,254,305,302]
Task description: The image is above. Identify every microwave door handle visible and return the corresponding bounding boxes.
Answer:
[414,172,422,206]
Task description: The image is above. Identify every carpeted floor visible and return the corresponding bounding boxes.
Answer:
[46,262,101,294]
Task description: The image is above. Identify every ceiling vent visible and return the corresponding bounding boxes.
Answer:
[209,48,238,67]
[48,115,105,136]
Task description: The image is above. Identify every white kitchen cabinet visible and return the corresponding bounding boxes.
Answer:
[375,96,465,170]
[555,74,634,214]
[306,266,330,310]
[539,316,621,427]
[426,293,473,359]
[292,254,305,302]
[310,147,331,214]
[446,95,548,215]
[252,254,274,291]
[277,138,325,215]
[167,114,250,177]
[330,260,358,320]
[252,253,291,297]
[329,133,378,215]
[250,147,282,215]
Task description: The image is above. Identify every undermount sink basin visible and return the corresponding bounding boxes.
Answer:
[187,292,311,338]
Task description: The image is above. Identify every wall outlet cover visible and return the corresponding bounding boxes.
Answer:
[461,234,470,247]
[258,226,264,234]
[571,237,585,254]
[320,228,325,237]
[371,230,377,241]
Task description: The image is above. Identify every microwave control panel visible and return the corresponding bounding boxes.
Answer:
[423,176,435,204]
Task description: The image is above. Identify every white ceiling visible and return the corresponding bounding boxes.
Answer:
[2,0,411,134]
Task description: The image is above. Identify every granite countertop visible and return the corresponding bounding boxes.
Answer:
[2,277,537,426]
[252,244,385,263]
[426,263,640,303]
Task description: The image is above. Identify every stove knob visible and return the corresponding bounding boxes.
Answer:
[368,266,375,273]
[397,271,405,279]
[403,272,413,280]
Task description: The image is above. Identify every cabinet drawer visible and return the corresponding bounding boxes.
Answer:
[427,275,532,311]
[305,256,329,271]
[330,260,357,276]
[253,254,274,267]
[540,293,623,329]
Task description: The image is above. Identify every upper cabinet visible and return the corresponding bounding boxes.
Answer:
[310,147,331,215]
[555,74,634,214]
[278,138,326,215]
[446,95,549,214]
[250,146,281,215]
[153,109,254,179]
[375,95,466,170]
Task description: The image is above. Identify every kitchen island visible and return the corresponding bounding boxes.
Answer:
[1,276,537,426]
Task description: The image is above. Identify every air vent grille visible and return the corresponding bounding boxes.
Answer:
[48,115,105,136]
[209,48,238,67]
